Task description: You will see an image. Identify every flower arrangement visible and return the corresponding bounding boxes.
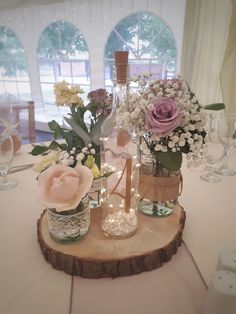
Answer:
[31,81,112,178]
[118,76,207,172]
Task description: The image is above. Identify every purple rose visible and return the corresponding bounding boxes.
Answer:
[145,98,182,136]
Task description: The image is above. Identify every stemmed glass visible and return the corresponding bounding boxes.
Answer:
[200,112,225,182]
[0,131,17,190]
[216,113,236,176]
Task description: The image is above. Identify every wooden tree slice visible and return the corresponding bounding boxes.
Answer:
[37,204,186,278]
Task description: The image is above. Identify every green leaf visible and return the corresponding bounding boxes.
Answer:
[72,132,85,148]
[65,131,74,150]
[59,143,68,150]
[96,171,113,179]
[94,151,101,168]
[204,103,225,111]
[91,114,107,146]
[64,117,91,146]
[29,145,49,156]
[71,107,88,133]
[48,140,68,151]
[156,150,182,171]
[48,120,65,138]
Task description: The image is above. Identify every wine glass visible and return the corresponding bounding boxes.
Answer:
[187,152,206,173]
[216,113,236,176]
[0,132,17,190]
[200,113,225,182]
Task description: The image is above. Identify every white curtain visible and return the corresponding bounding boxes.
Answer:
[220,0,236,114]
[0,0,65,11]
[180,0,232,107]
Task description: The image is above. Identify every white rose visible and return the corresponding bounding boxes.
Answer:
[37,164,93,212]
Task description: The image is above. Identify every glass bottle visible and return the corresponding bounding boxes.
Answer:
[100,51,139,239]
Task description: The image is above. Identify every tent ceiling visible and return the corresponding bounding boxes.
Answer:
[0,0,65,11]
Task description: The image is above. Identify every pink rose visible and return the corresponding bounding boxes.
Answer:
[145,97,182,136]
[37,164,93,212]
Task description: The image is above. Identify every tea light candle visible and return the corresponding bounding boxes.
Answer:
[203,270,236,314]
[217,249,236,273]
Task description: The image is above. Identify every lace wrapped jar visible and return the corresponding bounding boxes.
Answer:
[47,194,90,243]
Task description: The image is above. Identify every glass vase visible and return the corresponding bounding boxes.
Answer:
[47,194,90,243]
[139,153,182,217]
[88,178,101,208]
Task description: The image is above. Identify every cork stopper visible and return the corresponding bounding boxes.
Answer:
[114,51,129,84]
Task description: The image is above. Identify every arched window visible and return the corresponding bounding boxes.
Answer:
[105,12,177,88]
[0,26,31,99]
[37,20,90,105]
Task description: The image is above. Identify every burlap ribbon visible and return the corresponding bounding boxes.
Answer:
[139,173,183,202]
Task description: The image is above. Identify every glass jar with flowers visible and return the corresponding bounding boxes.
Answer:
[30,82,112,207]
[118,76,207,217]
[37,164,93,243]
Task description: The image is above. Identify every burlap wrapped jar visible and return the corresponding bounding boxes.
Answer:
[138,160,183,217]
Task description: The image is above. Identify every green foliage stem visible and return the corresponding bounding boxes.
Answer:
[204,103,225,111]
[155,150,182,171]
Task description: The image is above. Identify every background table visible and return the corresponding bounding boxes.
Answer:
[180,152,236,284]
[1,144,235,314]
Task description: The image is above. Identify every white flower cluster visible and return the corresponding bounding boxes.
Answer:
[57,144,96,167]
[33,144,98,175]
[117,76,207,159]
[54,80,84,108]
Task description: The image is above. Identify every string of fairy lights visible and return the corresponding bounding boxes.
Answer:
[0,0,163,33]
[0,0,165,108]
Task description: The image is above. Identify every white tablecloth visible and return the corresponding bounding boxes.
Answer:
[180,151,236,284]
[0,145,71,314]
[1,144,235,314]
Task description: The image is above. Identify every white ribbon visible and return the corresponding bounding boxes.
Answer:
[0,118,18,137]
